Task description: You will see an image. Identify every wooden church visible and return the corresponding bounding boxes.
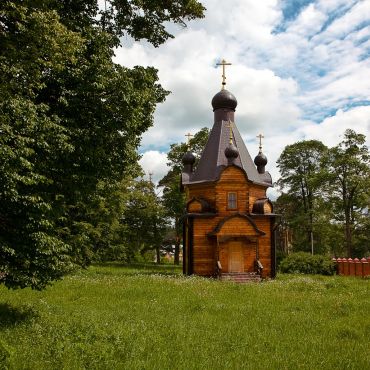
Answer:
[181,62,277,281]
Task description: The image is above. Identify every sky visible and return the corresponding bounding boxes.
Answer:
[113,0,370,197]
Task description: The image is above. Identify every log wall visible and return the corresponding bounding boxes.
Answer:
[184,166,272,278]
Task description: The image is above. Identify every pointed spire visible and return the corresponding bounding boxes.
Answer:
[226,120,234,145]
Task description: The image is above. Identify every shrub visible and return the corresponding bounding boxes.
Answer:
[279,252,336,275]
[276,250,288,269]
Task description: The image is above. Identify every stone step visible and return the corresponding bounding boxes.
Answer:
[220,272,261,283]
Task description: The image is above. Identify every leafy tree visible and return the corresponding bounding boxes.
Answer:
[121,178,168,263]
[0,0,205,289]
[276,140,328,253]
[159,128,209,264]
[325,129,370,257]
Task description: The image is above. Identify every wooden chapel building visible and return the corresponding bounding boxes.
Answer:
[181,68,277,280]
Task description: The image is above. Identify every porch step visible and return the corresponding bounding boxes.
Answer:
[220,272,261,283]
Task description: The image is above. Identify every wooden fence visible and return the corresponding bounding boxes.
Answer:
[332,257,370,277]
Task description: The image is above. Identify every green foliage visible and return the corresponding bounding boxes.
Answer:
[324,129,370,257]
[0,0,205,289]
[279,252,336,275]
[159,128,209,263]
[276,140,328,250]
[276,131,370,257]
[99,0,206,47]
[0,265,369,369]
[121,178,168,262]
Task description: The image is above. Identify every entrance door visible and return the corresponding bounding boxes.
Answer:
[228,242,244,273]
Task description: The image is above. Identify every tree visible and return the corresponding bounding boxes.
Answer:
[0,0,205,289]
[276,140,328,253]
[159,128,209,264]
[121,178,168,263]
[325,129,370,257]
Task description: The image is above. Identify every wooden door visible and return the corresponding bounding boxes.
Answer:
[228,242,244,273]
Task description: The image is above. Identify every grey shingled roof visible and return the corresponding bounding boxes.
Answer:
[188,120,268,186]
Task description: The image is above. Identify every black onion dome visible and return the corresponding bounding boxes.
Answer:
[182,151,196,165]
[254,151,267,167]
[224,143,239,159]
[211,89,238,111]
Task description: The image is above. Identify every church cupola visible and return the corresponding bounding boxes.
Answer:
[224,120,239,165]
[254,134,267,174]
[211,59,237,123]
[182,151,196,173]
[212,89,238,111]
[254,134,272,185]
[254,151,267,174]
[224,143,239,164]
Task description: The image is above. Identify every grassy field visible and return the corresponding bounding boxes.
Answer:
[0,263,369,370]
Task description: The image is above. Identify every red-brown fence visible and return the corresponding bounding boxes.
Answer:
[333,257,370,277]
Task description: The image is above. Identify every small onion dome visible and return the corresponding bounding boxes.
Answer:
[254,151,267,167]
[224,143,239,159]
[211,89,238,111]
[182,151,196,166]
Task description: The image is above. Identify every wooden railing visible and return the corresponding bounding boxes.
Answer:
[216,261,222,278]
[256,259,263,275]
[333,257,370,277]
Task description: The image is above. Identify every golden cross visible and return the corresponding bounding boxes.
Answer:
[185,132,193,145]
[226,120,234,145]
[257,134,264,150]
[216,59,232,90]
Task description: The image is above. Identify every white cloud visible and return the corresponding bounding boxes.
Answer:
[288,4,327,37]
[139,151,169,184]
[112,0,370,191]
[299,106,370,147]
[318,0,370,40]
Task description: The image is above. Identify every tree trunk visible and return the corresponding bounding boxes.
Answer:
[156,245,161,264]
[310,231,314,255]
[345,210,352,257]
[174,236,180,265]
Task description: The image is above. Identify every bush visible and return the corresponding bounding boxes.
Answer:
[279,252,336,275]
[276,250,288,269]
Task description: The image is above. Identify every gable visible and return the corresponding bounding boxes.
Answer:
[209,213,265,237]
[217,165,248,184]
[187,197,214,213]
[187,199,203,213]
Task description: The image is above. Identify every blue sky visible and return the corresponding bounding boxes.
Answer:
[114,0,370,188]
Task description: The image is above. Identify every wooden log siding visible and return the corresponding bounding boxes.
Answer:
[188,200,202,213]
[188,185,216,207]
[216,167,250,215]
[193,218,218,275]
[251,216,272,278]
[249,186,267,213]
[263,202,272,214]
[214,216,260,237]
[184,165,274,278]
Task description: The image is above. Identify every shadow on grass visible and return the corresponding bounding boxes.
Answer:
[0,303,37,329]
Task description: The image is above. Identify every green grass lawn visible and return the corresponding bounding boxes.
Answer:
[1,264,369,370]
